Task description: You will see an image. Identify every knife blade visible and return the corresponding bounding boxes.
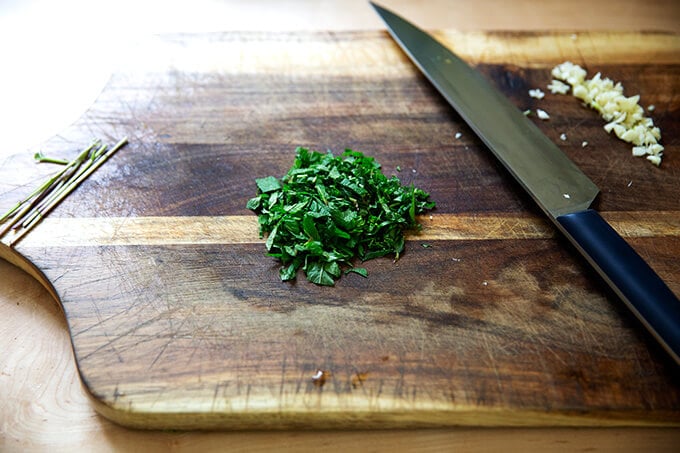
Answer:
[370,2,680,365]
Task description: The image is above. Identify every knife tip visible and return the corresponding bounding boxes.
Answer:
[369,2,387,20]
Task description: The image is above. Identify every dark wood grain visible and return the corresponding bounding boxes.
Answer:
[0,31,679,429]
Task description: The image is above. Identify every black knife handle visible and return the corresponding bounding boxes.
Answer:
[556,209,680,365]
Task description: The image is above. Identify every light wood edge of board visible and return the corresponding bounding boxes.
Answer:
[117,31,680,76]
[0,242,59,302]
[431,30,680,66]
[2,210,678,300]
[87,393,680,430]
[6,211,680,248]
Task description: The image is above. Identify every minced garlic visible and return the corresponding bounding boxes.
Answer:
[547,79,570,94]
[529,88,545,99]
[536,109,550,120]
[551,61,664,166]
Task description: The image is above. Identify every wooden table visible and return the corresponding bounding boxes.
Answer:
[1,0,679,450]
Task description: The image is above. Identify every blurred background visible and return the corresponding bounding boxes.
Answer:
[1,0,678,156]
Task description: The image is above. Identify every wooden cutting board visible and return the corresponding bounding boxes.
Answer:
[1,30,679,430]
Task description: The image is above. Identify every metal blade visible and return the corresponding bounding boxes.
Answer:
[371,2,599,219]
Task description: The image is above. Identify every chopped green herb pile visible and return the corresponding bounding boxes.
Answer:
[246,147,435,286]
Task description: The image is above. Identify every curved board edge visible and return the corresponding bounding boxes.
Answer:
[84,391,680,430]
[0,241,60,303]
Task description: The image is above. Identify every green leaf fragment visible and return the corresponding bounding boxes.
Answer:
[255,175,282,193]
[246,197,261,210]
[345,267,368,278]
[302,214,320,241]
[280,262,298,281]
[306,260,341,286]
[264,225,278,251]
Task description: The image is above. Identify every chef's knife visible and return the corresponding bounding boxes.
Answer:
[370,2,680,365]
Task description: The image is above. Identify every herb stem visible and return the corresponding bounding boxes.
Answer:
[10,137,127,246]
[4,142,95,231]
[0,158,75,224]
[34,152,69,165]
[1,137,128,246]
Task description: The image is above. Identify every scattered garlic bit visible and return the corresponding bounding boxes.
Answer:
[455,132,462,139]
[551,61,664,166]
[523,109,531,116]
[647,104,655,112]
[529,88,545,99]
[632,146,647,157]
[632,144,663,157]
[547,79,570,94]
[536,109,550,120]
[560,133,567,141]
[581,141,588,148]
[647,155,662,166]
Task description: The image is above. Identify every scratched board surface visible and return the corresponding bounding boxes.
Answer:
[0,31,679,429]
